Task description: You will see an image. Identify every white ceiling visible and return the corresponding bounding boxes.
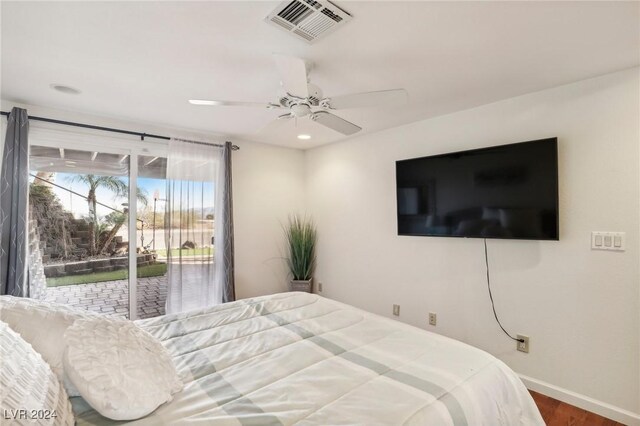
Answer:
[2,1,638,149]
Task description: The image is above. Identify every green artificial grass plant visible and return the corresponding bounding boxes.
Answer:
[284,215,317,281]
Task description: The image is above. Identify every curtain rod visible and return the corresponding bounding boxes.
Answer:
[0,110,239,150]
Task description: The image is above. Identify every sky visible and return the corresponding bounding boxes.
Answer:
[33,172,214,220]
[36,173,167,219]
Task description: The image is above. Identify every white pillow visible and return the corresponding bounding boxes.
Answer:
[63,318,183,421]
[0,320,74,426]
[0,295,100,396]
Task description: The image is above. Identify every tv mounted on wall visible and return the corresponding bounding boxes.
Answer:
[396,138,559,240]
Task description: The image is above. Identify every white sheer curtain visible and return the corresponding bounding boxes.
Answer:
[164,138,227,314]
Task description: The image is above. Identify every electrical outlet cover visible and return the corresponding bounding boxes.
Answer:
[428,312,437,326]
[517,334,530,353]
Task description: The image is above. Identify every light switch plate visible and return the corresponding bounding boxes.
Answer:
[592,232,625,251]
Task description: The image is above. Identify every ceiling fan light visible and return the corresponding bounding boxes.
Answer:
[297,134,311,140]
[291,103,312,117]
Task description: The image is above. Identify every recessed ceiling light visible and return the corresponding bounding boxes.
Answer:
[50,84,81,95]
[297,134,311,140]
[189,100,217,105]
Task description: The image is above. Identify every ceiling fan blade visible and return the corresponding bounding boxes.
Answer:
[189,99,283,109]
[273,54,309,98]
[325,89,408,110]
[311,111,361,135]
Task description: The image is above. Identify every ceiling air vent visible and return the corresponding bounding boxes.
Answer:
[265,0,352,44]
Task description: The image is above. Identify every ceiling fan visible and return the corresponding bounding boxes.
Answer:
[189,54,408,136]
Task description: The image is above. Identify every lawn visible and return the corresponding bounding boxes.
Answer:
[46,263,168,287]
[155,247,213,257]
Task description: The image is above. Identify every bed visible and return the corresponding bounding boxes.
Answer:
[71,292,544,425]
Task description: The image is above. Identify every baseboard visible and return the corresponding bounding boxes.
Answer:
[519,374,640,426]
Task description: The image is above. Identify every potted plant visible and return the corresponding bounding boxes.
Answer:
[284,215,317,293]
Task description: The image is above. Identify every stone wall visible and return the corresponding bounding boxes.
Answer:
[27,219,47,299]
[43,254,158,278]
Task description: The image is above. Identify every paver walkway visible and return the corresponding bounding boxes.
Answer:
[43,276,167,320]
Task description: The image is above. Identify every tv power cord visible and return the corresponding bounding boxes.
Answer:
[483,238,525,344]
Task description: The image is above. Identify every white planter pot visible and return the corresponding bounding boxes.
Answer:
[289,279,312,293]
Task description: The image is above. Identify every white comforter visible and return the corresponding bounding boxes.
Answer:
[72,292,544,425]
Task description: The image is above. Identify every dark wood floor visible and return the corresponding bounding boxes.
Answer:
[530,391,626,426]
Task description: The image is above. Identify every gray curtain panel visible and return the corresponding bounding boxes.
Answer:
[0,107,30,296]
[221,141,235,303]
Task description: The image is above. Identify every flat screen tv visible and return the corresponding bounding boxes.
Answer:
[396,138,559,240]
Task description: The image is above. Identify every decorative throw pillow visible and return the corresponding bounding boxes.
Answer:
[0,296,100,397]
[0,321,74,426]
[63,318,183,421]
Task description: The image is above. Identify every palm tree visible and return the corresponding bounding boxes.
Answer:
[67,175,148,255]
[96,186,148,254]
[99,211,127,255]
[135,187,149,208]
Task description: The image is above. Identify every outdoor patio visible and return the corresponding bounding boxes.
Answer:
[43,275,167,319]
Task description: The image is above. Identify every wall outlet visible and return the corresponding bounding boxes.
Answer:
[517,334,529,353]
[392,304,400,316]
[318,282,323,292]
[428,312,437,326]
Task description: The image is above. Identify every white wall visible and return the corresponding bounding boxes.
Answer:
[0,101,306,302]
[232,139,305,299]
[305,68,640,419]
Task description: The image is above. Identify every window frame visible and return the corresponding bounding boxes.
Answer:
[29,125,169,319]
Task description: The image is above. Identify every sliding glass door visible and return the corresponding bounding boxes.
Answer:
[135,155,168,318]
[28,128,168,319]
